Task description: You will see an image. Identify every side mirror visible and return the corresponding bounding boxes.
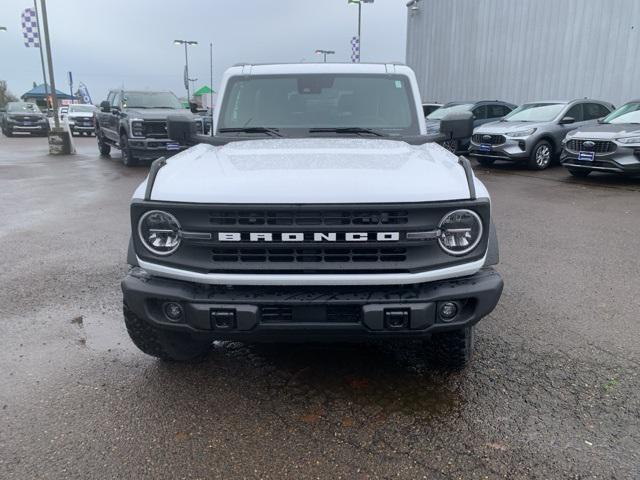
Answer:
[560,116,575,125]
[167,114,197,144]
[440,111,474,140]
[189,102,199,113]
[100,101,110,113]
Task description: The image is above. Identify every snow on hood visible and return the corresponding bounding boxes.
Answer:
[138,138,485,204]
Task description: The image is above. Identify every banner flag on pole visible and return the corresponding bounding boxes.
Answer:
[350,36,360,63]
[78,82,92,105]
[21,8,41,48]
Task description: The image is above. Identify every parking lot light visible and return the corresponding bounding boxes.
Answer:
[174,39,198,100]
[314,49,335,62]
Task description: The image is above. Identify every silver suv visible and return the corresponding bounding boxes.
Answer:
[469,99,614,170]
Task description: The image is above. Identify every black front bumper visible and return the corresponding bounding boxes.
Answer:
[121,268,503,342]
[561,149,640,175]
[127,138,188,161]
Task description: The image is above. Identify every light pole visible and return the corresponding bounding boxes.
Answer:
[314,49,335,63]
[349,0,374,62]
[174,39,197,101]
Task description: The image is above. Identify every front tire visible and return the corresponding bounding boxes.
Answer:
[423,326,474,371]
[120,133,137,166]
[97,131,111,156]
[528,140,553,170]
[3,128,12,137]
[123,303,212,362]
[567,168,591,178]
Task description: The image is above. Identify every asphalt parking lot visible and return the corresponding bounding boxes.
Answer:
[1,135,639,479]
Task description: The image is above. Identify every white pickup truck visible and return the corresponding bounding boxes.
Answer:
[121,63,503,370]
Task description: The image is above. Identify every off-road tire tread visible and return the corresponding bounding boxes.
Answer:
[424,327,474,371]
[123,303,211,362]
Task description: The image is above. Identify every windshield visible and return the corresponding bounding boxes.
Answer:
[218,74,419,136]
[8,102,39,113]
[69,105,96,113]
[503,103,565,122]
[426,103,473,120]
[601,102,640,124]
[122,92,182,109]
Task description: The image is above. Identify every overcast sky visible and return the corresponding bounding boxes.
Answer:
[0,0,407,102]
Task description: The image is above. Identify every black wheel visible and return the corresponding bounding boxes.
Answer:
[123,303,212,362]
[97,131,111,156]
[528,140,553,170]
[120,132,137,166]
[567,168,591,178]
[423,326,474,371]
[476,157,496,166]
[3,128,12,137]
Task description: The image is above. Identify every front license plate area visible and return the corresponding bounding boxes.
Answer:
[578,151,595,162]
[166,143,180,151]
[480,143,492,153]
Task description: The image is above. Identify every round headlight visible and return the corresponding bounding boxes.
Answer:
[437,209,483,256]
[138,210,182,255]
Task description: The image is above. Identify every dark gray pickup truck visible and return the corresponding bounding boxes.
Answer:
[95,90,203,166]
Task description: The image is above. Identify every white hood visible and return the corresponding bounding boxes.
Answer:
[138,138,485,204]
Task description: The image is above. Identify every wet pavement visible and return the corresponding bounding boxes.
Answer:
[1,135,639,479]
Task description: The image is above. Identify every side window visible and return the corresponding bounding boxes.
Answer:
[565,104,584,122]
[110,92,121,108]
[473,105,488,120]
[585,103,611,120]
[106,91,115,106]
[488,104,510,118]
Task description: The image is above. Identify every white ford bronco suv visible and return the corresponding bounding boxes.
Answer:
[122,63,503,370]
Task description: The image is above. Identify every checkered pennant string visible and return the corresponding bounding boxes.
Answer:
[350,36,360,63]
[21,8,41,48]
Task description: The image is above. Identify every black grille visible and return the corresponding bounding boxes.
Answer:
[260,305,362,323]
[261,306,293,322]
[209,210,409,226]
[132,201,491,275]
[212,247,407,263]
[566,139,616,154]
[74,117,94,126]
[143,121,167,138]
[472,134,506,145]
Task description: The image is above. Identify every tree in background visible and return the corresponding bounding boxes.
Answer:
[0,81,18,108]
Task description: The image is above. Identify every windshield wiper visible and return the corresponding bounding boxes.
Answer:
[218,127,282,137]
[308,127,387,137]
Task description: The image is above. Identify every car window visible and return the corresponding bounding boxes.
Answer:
[473,105,488,119]
[584,103,611,120]
[602,102,640,124]
[564,104,584,122]
[426,103,474,120]
[488,104,510,118]
[106,92,115,106]
[219,74,419,135]
[110,92,121,108]
[503,103,565,122]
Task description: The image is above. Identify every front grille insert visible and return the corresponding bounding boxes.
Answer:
[212,247,407,263]
[209,210,409,226]
[566,139,616,154]
[144,121,168,138]
[472,134,506,145]
[260,305,362,323]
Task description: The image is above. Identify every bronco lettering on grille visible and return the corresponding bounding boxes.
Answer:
[217,232,401,242]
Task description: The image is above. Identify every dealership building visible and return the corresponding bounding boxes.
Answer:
[405,0,640,106]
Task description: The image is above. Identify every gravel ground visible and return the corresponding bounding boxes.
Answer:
[1,134,639,479]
